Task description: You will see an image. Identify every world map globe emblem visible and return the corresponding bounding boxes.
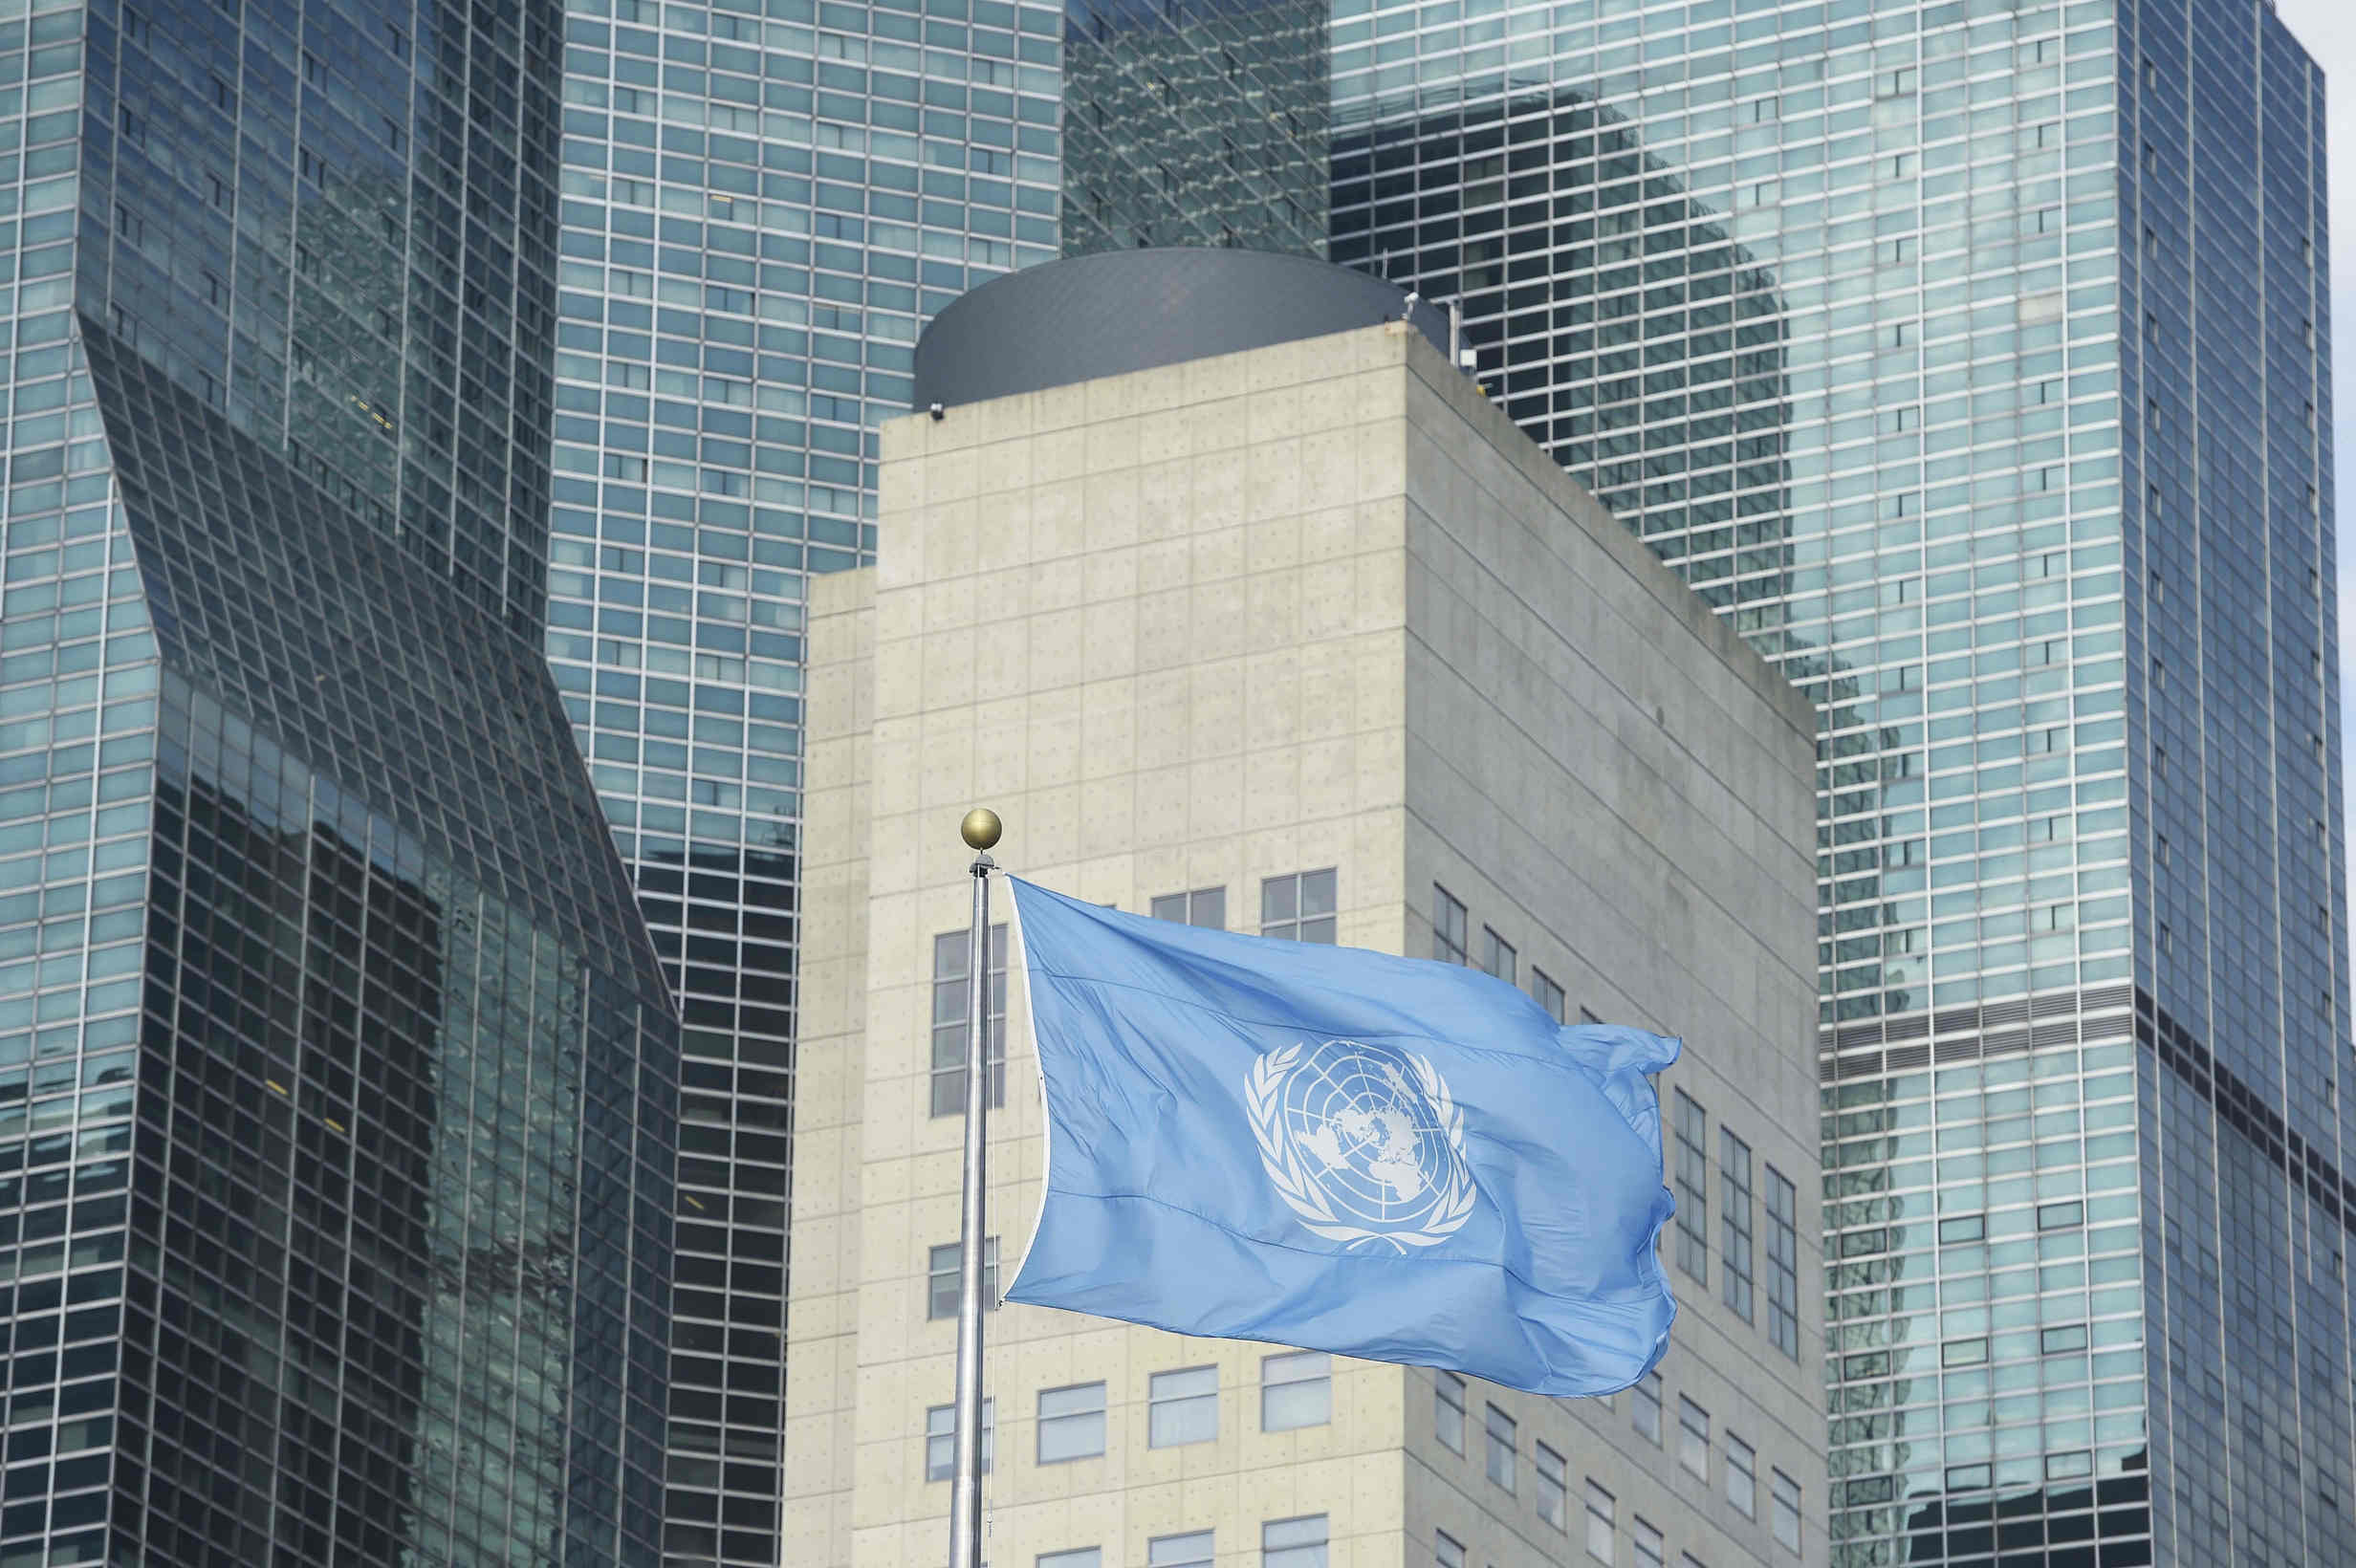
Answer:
[1245,1039,1477,1251]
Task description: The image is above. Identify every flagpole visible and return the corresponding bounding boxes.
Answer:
[950,806,1001,1568]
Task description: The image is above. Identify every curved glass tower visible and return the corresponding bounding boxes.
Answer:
[1331,1,2346,1563]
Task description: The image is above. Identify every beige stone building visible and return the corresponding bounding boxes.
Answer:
[784,302,1827,1568]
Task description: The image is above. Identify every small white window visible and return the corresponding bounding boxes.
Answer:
[1148,1366,1218,1448]
[1261,1351,1331,1431]
[1037,1383,1107,1464]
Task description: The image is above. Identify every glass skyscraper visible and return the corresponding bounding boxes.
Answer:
[1331,0,2345,1564]
[0,0,680,1559]
[544,0,1326,1557]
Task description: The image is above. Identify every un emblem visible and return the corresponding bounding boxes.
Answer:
[1245,1039,1477,1252]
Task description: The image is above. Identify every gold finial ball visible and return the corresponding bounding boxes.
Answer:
[960,807,1003,852]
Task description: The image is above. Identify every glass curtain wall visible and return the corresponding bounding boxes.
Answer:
[545,1,1060,1561]
[0,0,684,1557]
[1330,1,2346,1563]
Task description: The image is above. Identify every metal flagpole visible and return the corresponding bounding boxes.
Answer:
[949,806,1002,1568]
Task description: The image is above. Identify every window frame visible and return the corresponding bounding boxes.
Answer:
[926,1236,999,1320]
[1765,1165,1800,1359]
[1484,1402,1516,1493]
[1584,1481,1615,1563]
[1261,869,1338,944]
[1720,1128,1755,1322]
[1435,1369,1467,1454]
[1263,1514,1328,1568]
[1151,885,1227,929]
[1432,883,1468,964]
[1676,1396,1709,1481]
[1672,1090,1708,1282]
[1632,1370,1663,1444]
[924,1397,994,1482]
[1726,1433,1756,1518]
[1771,1470,1802,1553]
[930,924,1009,1116]
[1260,1349,1332,1431]
[1147,1364,1219,1448]
[1535,1441,1567,1531]
[1036,1381,1109,1465]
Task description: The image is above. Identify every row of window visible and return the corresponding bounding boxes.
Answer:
[1429,882,1597,1025]
[1427,881,1804,1359]
[926,870,1339,1116]
[1434,1370,1802,1560]
[923,1351,1338,1477]
[1670,1089,1800,1360]
[1024,1519,1327,1568]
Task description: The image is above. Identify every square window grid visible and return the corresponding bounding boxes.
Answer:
[931,925,1008,1116]
[1152,886,1228,929]
[1261,869,1337,944]
[927,1237,999,1320]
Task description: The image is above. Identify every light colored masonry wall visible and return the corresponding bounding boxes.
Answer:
[1388,349,1826,1568]
[784,321,1826,1568]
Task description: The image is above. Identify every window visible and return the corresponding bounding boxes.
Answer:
[1152,886,1227,929]
[1632,1520,1663,1568]
[1536,1442,1567,1530]
[927,1238,998,1320]
[1482,927,1516,984]
[1632,1371,1662,1444]
[1435,1531,1464,1568]
[1584,1482,1615,1562]
[1720,1130,1754,1322]
[1771,1471,1801,1553]
[931,926,1008,1116]
[1727,1434,1756,1517]
[1042,1551,1101,1568]
[1672,1091,1707,1281]
[925,1399,994,1481]
[1677,1397,1709,1480]
[1484,1403,1516,1492]
[1532,968,1565,1022]
[1152,1534,1215,1568]
[1263,1516,1327,1568]
[1261,1350,1330,1430]
[1037,1383,1107,1464]
[1435,1371,1466,1453]
[1262,870,1337,944]
[1765,1165,1800,1359]
[1432,884,1468,964]
[1149,1366,1218,1448]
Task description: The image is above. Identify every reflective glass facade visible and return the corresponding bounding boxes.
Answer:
[545,1,1061,1559]
[0,0,680,1557]
[544,0,1324,1557]
[1329,1,2345,1563]
[1061,0,1329,255]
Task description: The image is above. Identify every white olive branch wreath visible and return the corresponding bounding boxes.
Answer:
[1246,1041,1477,1253]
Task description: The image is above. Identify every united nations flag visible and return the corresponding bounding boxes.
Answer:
[1002,879,1680,1398]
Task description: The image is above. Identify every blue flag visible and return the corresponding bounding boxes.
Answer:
[1003,878,1680,1397]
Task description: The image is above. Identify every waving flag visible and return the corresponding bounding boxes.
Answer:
[1003,878,1680,1397]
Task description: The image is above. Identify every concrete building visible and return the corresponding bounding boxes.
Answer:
[784,253,1828,1568]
